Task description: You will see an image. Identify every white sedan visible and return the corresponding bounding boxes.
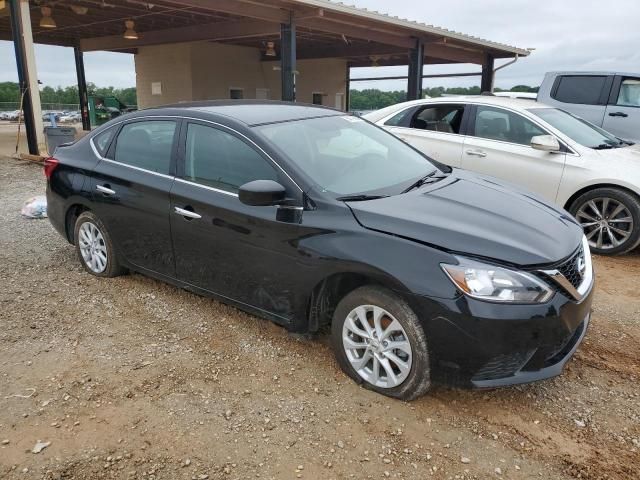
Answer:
[365,96,640,255]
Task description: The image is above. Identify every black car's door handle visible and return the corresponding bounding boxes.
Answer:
[174,206,201,220]
[96,184,116,196]
[608,112,628,118]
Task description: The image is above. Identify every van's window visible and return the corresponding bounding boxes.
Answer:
[93,127,116,157]
[410,104,465,134]
[114,121,177,174]
[183,123,278,193]
[472,106,546,146]
[553,76,607,105]
[616,78,640,107]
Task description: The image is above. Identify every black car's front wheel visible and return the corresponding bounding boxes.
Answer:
[331,286,431,400]
[74,211,125,277]
[569,188,640,255]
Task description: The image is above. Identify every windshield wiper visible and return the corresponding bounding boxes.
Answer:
[592,143,615,150]
[402,171,447,193]
[335,194,389,202]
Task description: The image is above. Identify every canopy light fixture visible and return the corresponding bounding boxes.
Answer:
[40,6,57,28]
[264,41,277,57]
[123,19,138,40]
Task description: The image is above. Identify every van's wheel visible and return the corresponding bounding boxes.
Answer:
[331,285,431,400]
[569,188,640,255]
[74,211,125,277]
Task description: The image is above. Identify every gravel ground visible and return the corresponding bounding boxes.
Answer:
[0,157,638,480]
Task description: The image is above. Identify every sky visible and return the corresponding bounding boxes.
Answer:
[1,0,639,91]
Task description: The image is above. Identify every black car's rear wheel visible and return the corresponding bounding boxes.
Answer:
[331,286,431,400]
[569,188,640,255]
[74,211,125,277]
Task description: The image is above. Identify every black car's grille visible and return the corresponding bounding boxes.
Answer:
[471,350,534,381]
[472,320,587,382]
[523,320,586,370]
[556,245,586,290]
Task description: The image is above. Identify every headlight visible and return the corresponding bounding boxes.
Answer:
[441,257,554,304]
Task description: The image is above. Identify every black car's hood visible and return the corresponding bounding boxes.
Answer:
[348,170,583,266]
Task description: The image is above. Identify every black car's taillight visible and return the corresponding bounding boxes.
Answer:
[43,157,59,179]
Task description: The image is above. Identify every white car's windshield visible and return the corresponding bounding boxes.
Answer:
[255,115,439,196]
[529,108,629,150]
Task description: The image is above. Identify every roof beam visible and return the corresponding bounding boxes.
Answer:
[297,17,414,48]
[285,38,483,64]
[80,19,280,52]
[426,43,484,64]
[282,43,404,61]
[0,30,78,47]
[165,0,290,23]
[168,0,415,49]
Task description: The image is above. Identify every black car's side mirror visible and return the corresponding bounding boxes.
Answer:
[239,180,287,206]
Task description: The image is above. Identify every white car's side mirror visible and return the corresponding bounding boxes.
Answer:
[531,135,561,152]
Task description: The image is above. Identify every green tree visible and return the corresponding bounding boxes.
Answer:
[0,82,20,103]
[349,85,540,110]
[510,85,539,93]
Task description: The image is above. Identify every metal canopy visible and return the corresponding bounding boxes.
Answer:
[0,0,530,66]
[3,0,531,156]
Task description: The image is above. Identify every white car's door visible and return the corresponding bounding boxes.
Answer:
[383,103,468,168]
[461,105,567,203]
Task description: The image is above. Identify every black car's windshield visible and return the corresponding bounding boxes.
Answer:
[529,108,626,149]
[255,115,438,196]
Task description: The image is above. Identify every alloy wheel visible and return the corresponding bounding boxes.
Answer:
[78,221,108,273]
[576,197,634,250]
[342,305,412,388]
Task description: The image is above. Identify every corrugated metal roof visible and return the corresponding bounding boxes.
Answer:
[292,0,531,56]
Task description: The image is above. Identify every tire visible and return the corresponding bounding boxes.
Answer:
[569,188,640,255]
[74,211,125,277]
[331,285,431,400]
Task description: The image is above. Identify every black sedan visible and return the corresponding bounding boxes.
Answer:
[46,101,594,400]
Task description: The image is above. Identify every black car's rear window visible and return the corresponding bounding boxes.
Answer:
[92,127,116,156]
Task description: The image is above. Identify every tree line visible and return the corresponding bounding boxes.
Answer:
[349,85,539,110]
[0,82,137,107]
[0,81,539,111]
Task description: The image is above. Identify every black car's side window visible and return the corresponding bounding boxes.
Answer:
[113,120,177,175]
[182,123,278,194]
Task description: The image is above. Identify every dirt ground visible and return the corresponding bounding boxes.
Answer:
[0,154,638,480]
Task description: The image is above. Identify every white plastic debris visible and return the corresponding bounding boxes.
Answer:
[21,195,47,219]
[32,440,51,454]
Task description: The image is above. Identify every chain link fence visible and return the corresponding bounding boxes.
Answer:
[0,102,80,112]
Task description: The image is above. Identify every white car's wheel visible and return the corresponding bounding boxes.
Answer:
[570,188,640,255]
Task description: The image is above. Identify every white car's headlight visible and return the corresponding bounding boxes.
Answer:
[441,257,554,304]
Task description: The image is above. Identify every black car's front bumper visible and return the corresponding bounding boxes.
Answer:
[407,281,593,388]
